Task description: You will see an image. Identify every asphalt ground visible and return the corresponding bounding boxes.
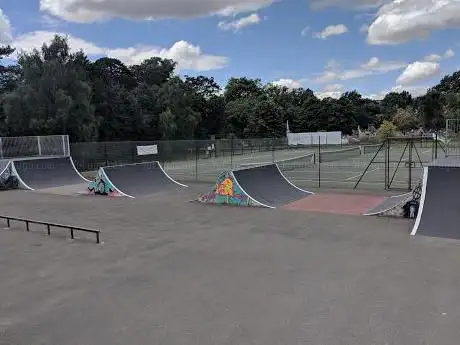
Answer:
[1,184,460,345]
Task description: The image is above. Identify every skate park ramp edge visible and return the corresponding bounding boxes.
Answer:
[411,165,460,240]
[198,163,313,208]
[89,161,188,198]
[11,156,88,190]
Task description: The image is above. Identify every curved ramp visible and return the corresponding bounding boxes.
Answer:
[89,161,187,198]
[198,163,312,208]
[411,166,460,240]
[364,192,413,216]
[12,157,88,190]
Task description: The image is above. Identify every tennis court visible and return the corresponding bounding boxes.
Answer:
[164,143,435,191]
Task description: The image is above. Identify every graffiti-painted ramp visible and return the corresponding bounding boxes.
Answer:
[12,157,88,190]
[198,164,312,209]
[89,161,187,198]
[411,166,460,240]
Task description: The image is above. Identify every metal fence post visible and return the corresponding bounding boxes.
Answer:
[435,131,438,159]
[318,136,321,188]
[230,137,234,169]
[195,142,199,181]
[37,136,42,156]
[104,142,108,167]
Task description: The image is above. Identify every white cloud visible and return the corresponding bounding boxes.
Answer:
[314,56,406,83]
[271,79,303,89]
[309,0,385,10]
[0,9,12,44]
[445,48,455,58]
[13,31,105,55]
[301,26,311,36]
[109,41,229,71]
[11,31,229,71]
[314,24,348,39]
[364,84,429,100]
[396,61,440,85]
[360,24,369,34]
[39,0,275,23]
[315,84,345,99]
[424,54,442,62]
[218,13,261,31]
[40,14,64,28]
[391,84,429,97]
[367,0,460,45]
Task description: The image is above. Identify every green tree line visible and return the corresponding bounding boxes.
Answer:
[1,35,459,142]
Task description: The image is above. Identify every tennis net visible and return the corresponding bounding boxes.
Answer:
[362,144,382,155]
[319,147,361,163]
[238,153,315,171]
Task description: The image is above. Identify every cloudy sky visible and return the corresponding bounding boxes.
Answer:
[1,0,459,99]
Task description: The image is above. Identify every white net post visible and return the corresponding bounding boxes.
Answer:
[37,136,42,156]
[62,135,70,156]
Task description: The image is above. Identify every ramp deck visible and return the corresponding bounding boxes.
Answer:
[99,162,187,198]
[13,157,88,190]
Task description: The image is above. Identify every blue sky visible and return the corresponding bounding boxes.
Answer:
[1,0,459,99]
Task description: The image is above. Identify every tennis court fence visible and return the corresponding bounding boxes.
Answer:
[70,136,438,191]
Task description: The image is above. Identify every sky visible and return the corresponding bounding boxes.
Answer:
[0,0,459,100]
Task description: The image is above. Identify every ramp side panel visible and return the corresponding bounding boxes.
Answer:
[0,161,20,191]
[232,164,310,208]
[88,168,124,197]
[103,161,186,197]
[197,171,264,207]
[413,166,460,239]
[13,157,87,189]
[364,192,413,216]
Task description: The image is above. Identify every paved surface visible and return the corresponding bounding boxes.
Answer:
[413,166,460,239]
[284,193,386,215]
[233,164,311,207]
[1,185,460,345]
[103,162,187,197]
[13,157,87,189]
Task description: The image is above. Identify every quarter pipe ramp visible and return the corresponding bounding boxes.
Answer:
[198,163,312,208]
[12,157,88,190]
[88,161,188,198]
[411,165,460,240]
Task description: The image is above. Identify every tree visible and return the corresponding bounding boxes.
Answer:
[377,120,397,140]
[3,35,98,141]
[224,77,263,102]
[419,90,444,130]
[381,91,413,119]
[392,107,419,133]
[131,57,176,86]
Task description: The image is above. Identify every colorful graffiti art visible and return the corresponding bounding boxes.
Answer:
[198,171,260,206]
[88,168,120,197]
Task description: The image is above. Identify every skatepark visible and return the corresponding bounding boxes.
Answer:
[2,135,460,345]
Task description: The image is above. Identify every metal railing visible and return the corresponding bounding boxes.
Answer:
[0,215,101,244]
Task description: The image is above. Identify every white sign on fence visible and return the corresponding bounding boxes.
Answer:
[137,145,158,156]
[287,131,342,146]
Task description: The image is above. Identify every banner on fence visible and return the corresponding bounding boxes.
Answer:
[137,145,158,155]
[287,131,342,146]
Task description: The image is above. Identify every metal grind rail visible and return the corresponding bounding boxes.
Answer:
[0,215,101,244]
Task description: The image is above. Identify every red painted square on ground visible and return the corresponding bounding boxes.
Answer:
[284,193,386,215]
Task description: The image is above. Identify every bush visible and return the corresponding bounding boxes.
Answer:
[377,120,397,140]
